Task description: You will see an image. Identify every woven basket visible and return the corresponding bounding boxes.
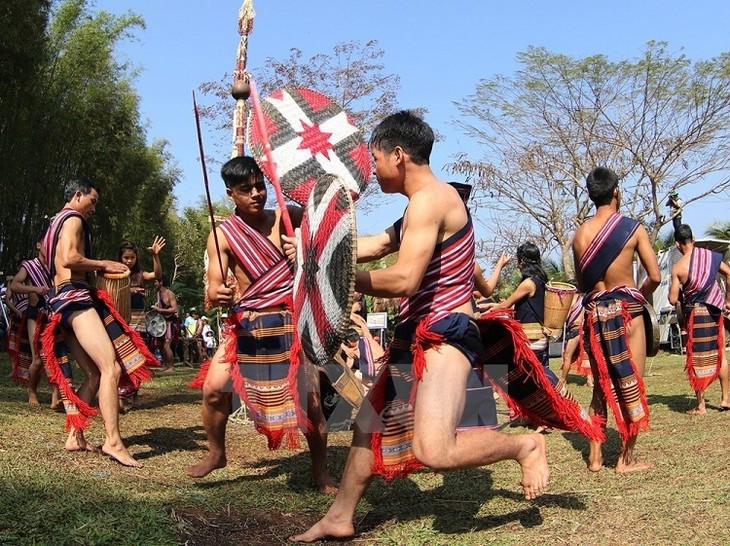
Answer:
[543,281,576,331]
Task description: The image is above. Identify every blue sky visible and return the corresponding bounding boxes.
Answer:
[95,0,730,240]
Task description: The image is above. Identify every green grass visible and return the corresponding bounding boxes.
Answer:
[1,350,729,545]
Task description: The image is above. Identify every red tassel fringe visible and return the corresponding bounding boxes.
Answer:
[40,313,97,431]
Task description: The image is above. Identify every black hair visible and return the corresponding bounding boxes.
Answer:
[516,242,548,283]
[64,176,99,202]
[586,167,619,207]
[674,224,693,245]
[345,329,360,343]
[220,156,264,189]
[369,110,434,165]
[117,241,141,274]
[157,274,169,287]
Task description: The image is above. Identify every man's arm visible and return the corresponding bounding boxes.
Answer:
[635,226,661,298]
[483,278,535,311]
[572,232,586,294]
[58,217,125,274]
[357,227,399,263]
[9,267,47,297]
[356,192,440,297]
[206,228,233,306]
[719,261,730,313]
[668,264,680,306]
[165,290,179,316]
[3,287,21,318]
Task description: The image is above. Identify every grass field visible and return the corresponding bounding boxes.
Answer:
[1,350,729,546]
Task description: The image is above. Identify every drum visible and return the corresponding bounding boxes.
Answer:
[145,310,167,338]
[543,281,577,336]
[643,303,660,357]
[95,270,131,322]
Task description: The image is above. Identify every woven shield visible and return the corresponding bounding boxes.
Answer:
[248,87,371,205]
[294,174,357,366]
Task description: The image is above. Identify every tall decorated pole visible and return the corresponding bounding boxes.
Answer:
[231,0,255,158]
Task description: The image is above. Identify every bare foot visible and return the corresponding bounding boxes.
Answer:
[718,404,730,412]
[162,367,175,373]
[315,475,339,495]
[28,391,40,406]
[65,431,99,453]
[51,402,65,413]
[289,515,355,543]
[101,441,143,468]
[516,433,549,500]
[615,459,653,473]
[686,406,707,415]
[185,452,227,478]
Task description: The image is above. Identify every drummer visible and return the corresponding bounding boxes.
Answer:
[150,276,179,372]
[117,237,166,340]
[185,155,336,494]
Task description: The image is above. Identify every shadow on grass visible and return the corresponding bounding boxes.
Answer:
[647,393,695,414]
[134,390,203,410]
[0,476,177,545]
[125,425,207,460]
[193,448,586,535]
[561,427,622,468]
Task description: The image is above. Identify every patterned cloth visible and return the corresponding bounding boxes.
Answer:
[564,300,591,376]
[681,247,726,391]
[367,311,604,480]
[579,213,640,292]
[191,209,308,449]
[583,288,650,441]
[8,315,32,385]
[193,308,308,449]
[42,282,158,431]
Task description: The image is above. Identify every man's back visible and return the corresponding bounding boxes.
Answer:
[573,213,639,292]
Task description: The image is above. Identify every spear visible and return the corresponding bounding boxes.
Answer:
[192,90,226,284]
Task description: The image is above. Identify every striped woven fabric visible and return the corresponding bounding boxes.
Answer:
[683,304,723,392]
[219,212,293,310]
[9,316,32,385]
[684,247,725,310]
[583,288,650,441]
[393,215,475,325]
[222,309,309,449]
[41,283,158,431]
[579,213,639,292]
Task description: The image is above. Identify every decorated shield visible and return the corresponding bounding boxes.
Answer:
[294,174,357,366]
[247,87,372,205]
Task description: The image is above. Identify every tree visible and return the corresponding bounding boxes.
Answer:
[0,0,180,274]
[705,221,730,241]
[450,42,730,278]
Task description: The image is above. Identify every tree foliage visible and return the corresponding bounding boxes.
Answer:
[0,0,179,276]
[451,42,730,278]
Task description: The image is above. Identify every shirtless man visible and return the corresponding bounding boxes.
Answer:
[151,276,178,371]
[42,177,154,467]
[292,111,548,543]
[669,223,730,414]
[572,166,660,473]
[185,156,335,493]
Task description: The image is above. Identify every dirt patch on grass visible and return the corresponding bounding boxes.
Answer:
[174,504,366,545]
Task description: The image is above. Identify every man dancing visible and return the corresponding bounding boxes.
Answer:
[185,156,335,493]
[41,177,157,467]
[572,166,660,472]
[669,223,730,414]
[292,111,550,543]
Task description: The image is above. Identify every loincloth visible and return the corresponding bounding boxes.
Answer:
[583,290,650,440]
[683,303,724,392]
[41,280,158,431]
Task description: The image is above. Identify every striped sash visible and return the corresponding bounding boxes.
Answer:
[394,214,475,325]
[579,213,639,292]
[219,212,293,309]
[684,247,724,310]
